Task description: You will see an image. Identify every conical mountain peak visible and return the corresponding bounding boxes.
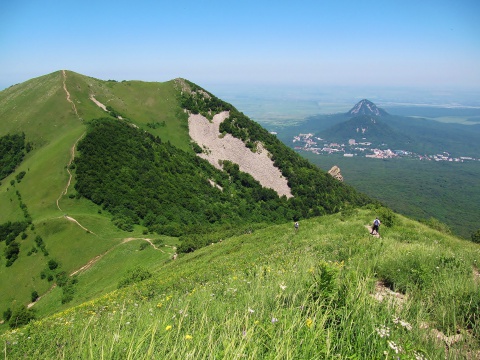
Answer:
[347,99,388,117]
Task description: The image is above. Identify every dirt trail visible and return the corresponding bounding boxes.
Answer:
[366,225,380,238]
[69,238,166,277]
[27,284,56,308]
[62,70,79,117]
[56,133,84,211]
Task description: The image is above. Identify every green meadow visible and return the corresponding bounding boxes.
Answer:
[1,72,479,358]
[2,209,479,358]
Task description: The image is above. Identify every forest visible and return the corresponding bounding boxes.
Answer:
[73,113,374,251]
[0,133,29,182]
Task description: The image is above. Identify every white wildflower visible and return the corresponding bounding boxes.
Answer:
[387,340,403,354]
[375,325,390,338]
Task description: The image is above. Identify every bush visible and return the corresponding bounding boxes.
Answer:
[117,266,153,289]
[376,207,396,227]
[471,229,480,244]
[8,305,35,329]
[421,217,452,234]
[48,259,59,270]
[31,291,39,302]
[3,308,12,321]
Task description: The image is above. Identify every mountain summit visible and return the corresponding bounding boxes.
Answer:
[347,99,388,117]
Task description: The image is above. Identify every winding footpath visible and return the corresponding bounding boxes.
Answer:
[58,70,94,234]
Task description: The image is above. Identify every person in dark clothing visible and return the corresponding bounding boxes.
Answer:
[371,217,380,235]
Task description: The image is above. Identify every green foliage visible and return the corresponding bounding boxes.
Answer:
[74,118,303,238]
[31,291,39,303]
[4,241,20,267]
[178,80,231,120]
[15,171,26,183]
[306,261,340,303]
[0,133,27,180]
[376,206,396,227]
[471,229,480,244]
[305,154,480,238]
[191,141,203,154]
[0,221,28,243]
[47,259,59,270]
[2,308,11,322]
[420,217,452,234]
[117,266,153,289]
[34,235,48,256]
[8,305,35,329]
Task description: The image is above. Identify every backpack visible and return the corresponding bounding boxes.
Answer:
[374,219,380,226]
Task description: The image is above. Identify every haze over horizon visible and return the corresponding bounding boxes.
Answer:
[1,0,479,94]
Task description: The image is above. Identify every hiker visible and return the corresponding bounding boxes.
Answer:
[294,222,299,232]
[371,217,381,235]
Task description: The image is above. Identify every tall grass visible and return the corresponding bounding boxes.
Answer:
[3,209,479,358]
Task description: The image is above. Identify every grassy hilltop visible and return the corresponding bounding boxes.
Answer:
[0,71,479,358]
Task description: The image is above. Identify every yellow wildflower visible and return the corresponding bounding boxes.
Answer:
[165,325,172,331]
[157,302,163,308]
[306,318,313,328]
[185,334,193,340]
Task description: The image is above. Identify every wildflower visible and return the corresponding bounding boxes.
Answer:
[375,325,390,338]
[392,317,412,331]
[279,284,287,290]
[271,317,278,324]
[185,334,193,340]
[248,308,255,314]
[413,350,427,360]
[306,318,313,328]
[387,340,402,354]
[156,302,163,308]
[254,320,259,325]
[165,325,172,331]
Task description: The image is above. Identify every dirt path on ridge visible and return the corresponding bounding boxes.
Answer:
[62,70,79,117]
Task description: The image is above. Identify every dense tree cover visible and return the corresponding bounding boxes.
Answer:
[180,82,374,217]
[74,112,373,248]
[219,109,374,216]
[0,133,30,180]
[178,79,232,120]
[74,118,299,236]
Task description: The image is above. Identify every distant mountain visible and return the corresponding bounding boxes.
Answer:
[320,114,412,146]
[346,99,389,117]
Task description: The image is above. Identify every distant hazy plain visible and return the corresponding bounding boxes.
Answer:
[205,83,480,127]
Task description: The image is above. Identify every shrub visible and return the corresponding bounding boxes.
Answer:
[3,308,12,321]
[471,229,480,244]
[117,266,152,289]
[31,291,39,302]
[421,217,452,234]
[8,305,35,329]
[48,259,59,270]
[377,207,396,227]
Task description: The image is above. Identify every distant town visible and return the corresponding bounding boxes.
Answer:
[290,133,479,162]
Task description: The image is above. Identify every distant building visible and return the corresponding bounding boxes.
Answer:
[348,139,356,145]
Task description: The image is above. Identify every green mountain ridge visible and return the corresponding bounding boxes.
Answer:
[0,70,370,320]
[0,71,479,358]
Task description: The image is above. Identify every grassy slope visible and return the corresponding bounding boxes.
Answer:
[0,71,185,318]
[1,209,479,358]
[302,154,480,239]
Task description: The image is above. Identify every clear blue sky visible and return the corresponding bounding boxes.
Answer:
[1,0,479,90]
